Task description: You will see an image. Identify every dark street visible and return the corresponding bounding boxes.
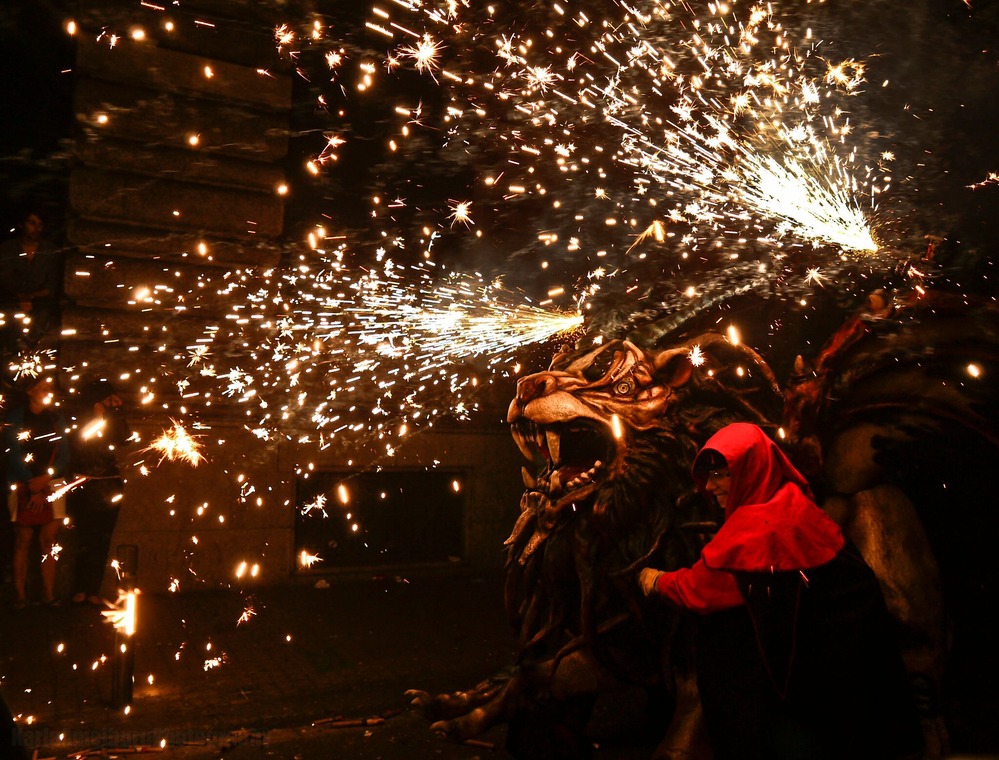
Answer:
[1,572,658,759]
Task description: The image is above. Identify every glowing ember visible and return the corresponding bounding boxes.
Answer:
[299,550,323,568]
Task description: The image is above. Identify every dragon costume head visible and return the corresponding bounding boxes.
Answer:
[503,332,784,656]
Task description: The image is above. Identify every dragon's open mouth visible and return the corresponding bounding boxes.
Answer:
[511,419,616,501]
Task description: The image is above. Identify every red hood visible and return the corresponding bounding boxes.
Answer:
[692,423,843,572]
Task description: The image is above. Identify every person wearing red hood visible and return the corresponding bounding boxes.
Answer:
[639,422,923,760]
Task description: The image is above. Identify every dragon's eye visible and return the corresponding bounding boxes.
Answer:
[614,378,635,395]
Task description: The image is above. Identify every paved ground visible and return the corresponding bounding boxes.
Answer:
[0,572,657,760]
[3,570,999,760]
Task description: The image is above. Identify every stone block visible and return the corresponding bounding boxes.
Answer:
[76,34,291,111]
[63,252,236,313]
[75,78,290,163]
[69,167,284,237]
[66,219,283,267]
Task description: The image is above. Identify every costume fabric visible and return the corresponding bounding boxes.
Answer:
[653,422,923,760]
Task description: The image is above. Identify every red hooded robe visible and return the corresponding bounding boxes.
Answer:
[652,423,923,760]
[654,422,844,611]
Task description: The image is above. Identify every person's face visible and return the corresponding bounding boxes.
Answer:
[704,468,731,510]
[23,213,43,242]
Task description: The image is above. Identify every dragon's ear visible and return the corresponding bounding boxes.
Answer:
[652,348,694,389]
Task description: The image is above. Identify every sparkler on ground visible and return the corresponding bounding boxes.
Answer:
[102,590,138,635]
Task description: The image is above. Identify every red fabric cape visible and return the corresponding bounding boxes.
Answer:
[655,423,844,613]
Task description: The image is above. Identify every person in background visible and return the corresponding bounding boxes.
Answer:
[638,422,924,760]
[5,374,70,609]
[0,207,62,352]
[67,378,131,607]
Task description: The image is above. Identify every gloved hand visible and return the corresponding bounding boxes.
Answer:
[638,567,664,596]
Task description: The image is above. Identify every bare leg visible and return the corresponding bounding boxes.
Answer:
[38,520,61,603]
[12,524,32,605]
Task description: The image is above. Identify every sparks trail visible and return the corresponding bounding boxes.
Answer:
[617,112,879,253]
[287,0,888,268]
[199,0,894,447]
[172,256,582,447]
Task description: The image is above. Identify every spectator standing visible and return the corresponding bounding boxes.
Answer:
[5,374,70,608]
[0,207,63,352]
[67,379,131,606]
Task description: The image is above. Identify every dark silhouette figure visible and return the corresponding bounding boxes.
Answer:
[0,208,62,353]
[4,374,70,608]
[640,423,924,760]
[67,379,131,606]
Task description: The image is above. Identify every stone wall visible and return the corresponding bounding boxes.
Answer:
[62,30,290,374]
[56,6,523,595]
[106,420,522,595]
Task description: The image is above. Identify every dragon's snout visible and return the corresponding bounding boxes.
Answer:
[514,373,559,406]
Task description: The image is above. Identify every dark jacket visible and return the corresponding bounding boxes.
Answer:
[654,423,923,760]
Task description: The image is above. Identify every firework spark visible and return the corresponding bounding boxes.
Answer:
[81,0,900,463]
[48,477,88,502]
[299,550,323,568]
[42,1,926,585]
[102,591,138,635]
[967,172,999,190]
[144,421,205,466]
[170,259,583,450]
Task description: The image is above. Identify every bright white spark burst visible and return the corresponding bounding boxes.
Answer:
[204,655,227,671]
[967,172,999,190]
[300,494,329,517]
[358,0,883,259]
[299,550,323,568]
[448,200,473,227]
[80,0,900,462]
[402,34,443,75]
[5,349,57,382]
[144,421,206,466]
[174,260,582,448]
[237,605,257,625]
[101,591,137,635]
